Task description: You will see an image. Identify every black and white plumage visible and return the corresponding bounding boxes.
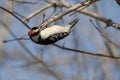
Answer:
[28,19,79,45]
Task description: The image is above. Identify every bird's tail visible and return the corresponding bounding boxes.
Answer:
[68,18,79,29]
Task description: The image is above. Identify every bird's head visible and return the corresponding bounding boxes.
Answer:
[28,27,39,36]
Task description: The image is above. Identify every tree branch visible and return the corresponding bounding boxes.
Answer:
[62,0,120,30]
[40,0,99,29]
[23,4,54,22]
[53,44,120,59]
[9,0,40,4]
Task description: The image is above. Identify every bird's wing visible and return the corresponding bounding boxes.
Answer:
[45,32,69,43]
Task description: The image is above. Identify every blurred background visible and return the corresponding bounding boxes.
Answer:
[0,0,120,80]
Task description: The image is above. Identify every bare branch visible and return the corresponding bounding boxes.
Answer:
[62,0,120,30]
[41,0,99,29]
[3,38,29,43]
[9,0,40,4]
[23,4,54,22]
[89,19,120,49]
[53,44,120,59]
[0,6,31,29]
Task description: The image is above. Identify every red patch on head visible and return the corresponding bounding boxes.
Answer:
[28,30,34,36]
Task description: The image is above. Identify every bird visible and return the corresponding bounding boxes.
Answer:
[0,7,79,44]
[28,18,79,45]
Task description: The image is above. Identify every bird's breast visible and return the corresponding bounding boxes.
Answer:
[30,35,39,43]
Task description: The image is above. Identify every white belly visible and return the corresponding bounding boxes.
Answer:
[40,25,70,39]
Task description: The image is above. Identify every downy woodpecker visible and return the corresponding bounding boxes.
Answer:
[28,19,79,45]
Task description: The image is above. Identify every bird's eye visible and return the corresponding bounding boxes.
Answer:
[28,30,34,36]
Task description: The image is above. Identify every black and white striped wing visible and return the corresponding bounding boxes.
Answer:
[45,32,69,44]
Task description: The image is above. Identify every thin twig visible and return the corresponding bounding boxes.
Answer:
[23,4,53,22]
[53,44,120,59]
[89,19,120,49]
[9,0,40,4]
[3,38,30,43]
[0,6,31,29]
